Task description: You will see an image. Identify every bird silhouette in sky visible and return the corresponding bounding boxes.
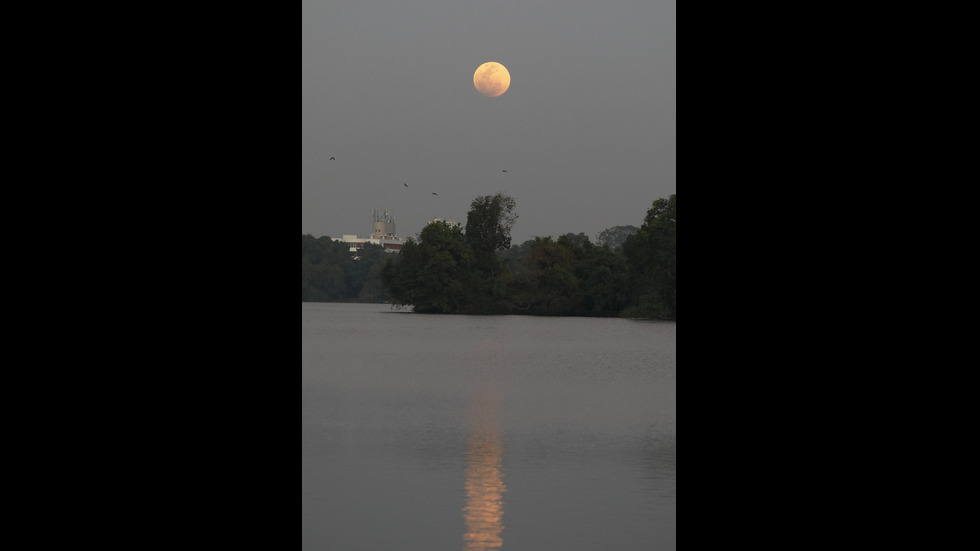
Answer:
[502,169,508,173]
[329,157,335,160]
[432,192,438,195]
[404,183,408,187]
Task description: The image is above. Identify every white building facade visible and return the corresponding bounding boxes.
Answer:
[332,209,404,254]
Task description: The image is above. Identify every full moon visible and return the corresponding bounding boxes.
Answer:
[473,62,511,97]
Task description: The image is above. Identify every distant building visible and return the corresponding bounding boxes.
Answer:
[332,209,404,255]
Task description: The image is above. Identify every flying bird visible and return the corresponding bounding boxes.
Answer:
[329,157,335,160]
[432,192,438,195]
[502,169,508,173]
[404,183,408,187]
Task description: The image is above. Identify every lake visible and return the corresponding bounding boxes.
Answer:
[302,302,676,550]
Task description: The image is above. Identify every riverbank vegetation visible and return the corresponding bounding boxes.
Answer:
[301,234,387,303]
[302,193,675,319]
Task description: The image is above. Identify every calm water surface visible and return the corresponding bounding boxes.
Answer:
[302,302,676,550]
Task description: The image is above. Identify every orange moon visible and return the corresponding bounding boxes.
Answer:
[473,62,511,97]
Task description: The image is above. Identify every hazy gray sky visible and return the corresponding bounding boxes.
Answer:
[303,0,675,245]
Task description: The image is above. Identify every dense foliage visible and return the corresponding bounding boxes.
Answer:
[596,225,639,250]
[379,221,477,313]
[383,193,675,319]
[304,193,675,319]
[621,195,676,319]
[502,234,631,317]
[301,235,389,302]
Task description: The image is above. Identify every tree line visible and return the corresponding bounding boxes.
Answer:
[301,235,387,303]
[302,193,675,319]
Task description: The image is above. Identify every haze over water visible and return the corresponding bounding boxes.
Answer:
[302,302,676,550]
